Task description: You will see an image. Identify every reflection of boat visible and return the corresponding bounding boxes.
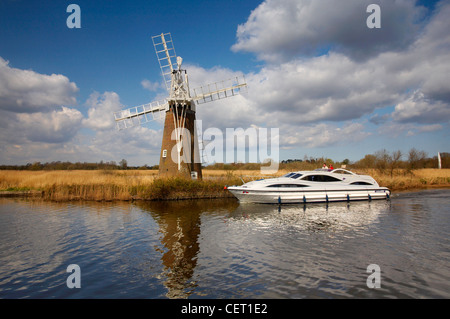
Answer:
[229,200,389,234]
[226,168,390,204]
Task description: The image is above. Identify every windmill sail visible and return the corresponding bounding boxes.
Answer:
[152,33,178,92]
[192,76,247,104]
[114,99,168,130]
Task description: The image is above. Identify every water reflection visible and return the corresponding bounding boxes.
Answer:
[229,200,390,234]
[135,199,238,298]
[135,199,389,298]
[1,191,449,298]
[0,199,135,298]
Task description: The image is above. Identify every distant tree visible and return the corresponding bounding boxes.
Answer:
[119,159,128,170]
[374,149,402,177]
[389,150,403,177]
[355,154,377,169]
[407,148,427,171]
[29,162,43,171]
[439,152,450,168]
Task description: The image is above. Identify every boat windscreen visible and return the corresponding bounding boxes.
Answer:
[291,173,303,179]
[284,173,295,177]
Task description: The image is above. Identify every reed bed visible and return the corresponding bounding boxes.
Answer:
[352,168,450,191]
[0,170,239,201]
[0,168,449,201]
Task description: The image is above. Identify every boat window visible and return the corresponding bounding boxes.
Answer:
[350,181,373,185]
[283,173,295,178]
[266,184,308,187]
[300,175,341,182]
[290,173,302,179]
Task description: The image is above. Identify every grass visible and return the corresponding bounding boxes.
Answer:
[0,168,449,201]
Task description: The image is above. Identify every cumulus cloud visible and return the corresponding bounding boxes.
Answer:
[87,126,162,161]
[226,0,450,134]
[243,53,405,124]
[0,57,82,146]
[179,0,449,157]
[0,57,163,164]
[82,91,123,131]
[14,106,83,143]
[185,64,244,89]
[280,122,370,149]
[375,120,444,138]
[141,79,164,92]
[392,91,450,124]
[0,57,78,113]
[232,0,426,62]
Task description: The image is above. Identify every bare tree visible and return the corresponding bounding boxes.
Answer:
[119,159,128,170]
[374,149,390,173]
[375,149,402,177]
[407,148,427,171]
[389,150,403,177]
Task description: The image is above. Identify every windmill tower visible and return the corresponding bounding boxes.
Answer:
[114,33,247,179]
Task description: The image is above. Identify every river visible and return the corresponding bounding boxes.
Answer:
[0,189,449,299]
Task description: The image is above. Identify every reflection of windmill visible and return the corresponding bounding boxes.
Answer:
[135,199,239,298]
[114,33,247,179]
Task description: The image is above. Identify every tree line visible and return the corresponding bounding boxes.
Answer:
[0,160,158,171]
[206,148,449,174]
[352,149,449,174]
[0,148,447,172]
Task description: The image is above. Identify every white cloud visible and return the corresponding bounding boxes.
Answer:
[232,0,425,62]
[376,120,444,138]
[82,91,123,131]
[280,122,370,149]
[185,64,244,89]
[87,126,162,161]
[418,124,443,133]
[244,54,404,124]
[0,57,78,113]
[227,1,450,133]
[183,0,446,159]
[392,91,450,124]
[15,106,83,143]
[141,79,164,92]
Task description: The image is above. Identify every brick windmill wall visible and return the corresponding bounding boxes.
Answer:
[158,102,203,179]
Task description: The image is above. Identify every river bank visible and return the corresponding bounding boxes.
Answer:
[0,169,449,201]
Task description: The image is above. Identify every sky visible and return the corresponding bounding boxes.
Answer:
[0,0,448,166]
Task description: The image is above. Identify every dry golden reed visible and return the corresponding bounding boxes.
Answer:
[1,168,449,201]
[353,168,450,191]
[0,170,240,201]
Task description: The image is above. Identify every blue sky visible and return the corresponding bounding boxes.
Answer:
[0,0,449,166]
[0,0,260,106]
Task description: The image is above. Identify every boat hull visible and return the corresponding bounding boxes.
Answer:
[227,187,390,204]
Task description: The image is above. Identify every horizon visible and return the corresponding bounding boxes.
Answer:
[0,148,446,170]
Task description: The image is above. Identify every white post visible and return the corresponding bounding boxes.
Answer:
[438,152,442,169]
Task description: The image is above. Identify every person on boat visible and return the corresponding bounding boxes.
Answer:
[329,164,334,170]
[322,163,328,169]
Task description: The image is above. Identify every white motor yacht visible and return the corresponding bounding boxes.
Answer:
[226,168,390,204]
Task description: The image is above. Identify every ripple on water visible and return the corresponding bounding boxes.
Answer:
[1,191,449,298]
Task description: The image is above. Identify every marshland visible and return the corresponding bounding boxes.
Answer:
[1,149,448,201]
[1,152,449,299]
[0,167,449,201]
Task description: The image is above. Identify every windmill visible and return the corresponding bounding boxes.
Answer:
[114,33,247,179]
